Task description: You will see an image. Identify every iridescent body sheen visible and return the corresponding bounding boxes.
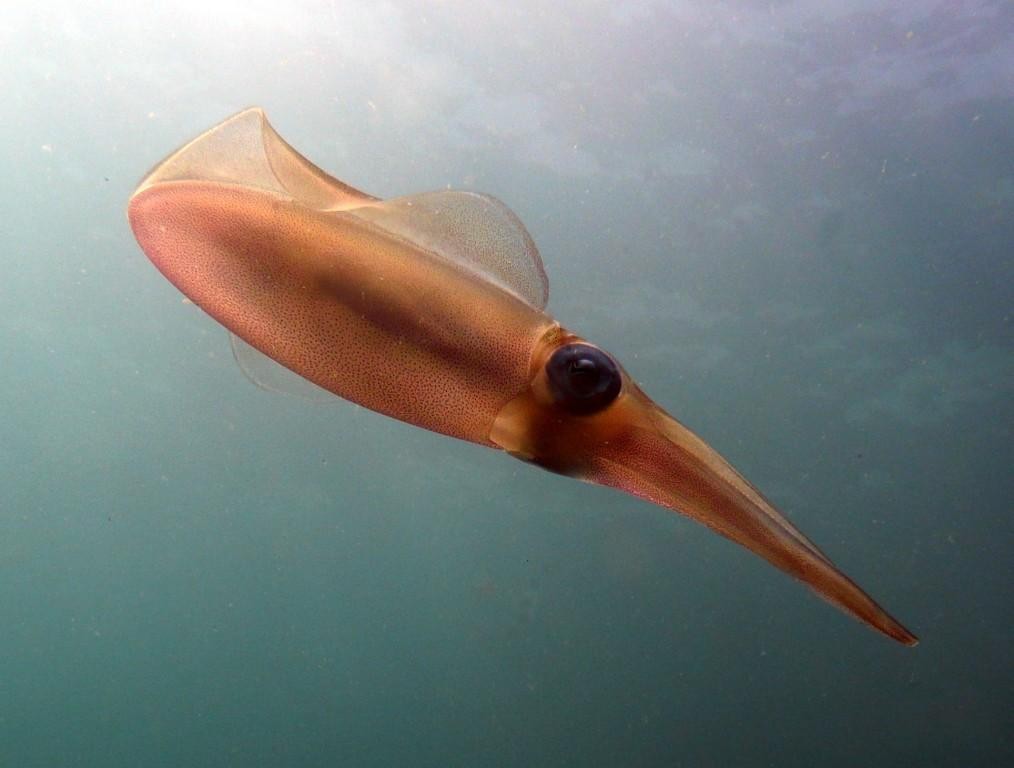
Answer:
[128,108,916,646]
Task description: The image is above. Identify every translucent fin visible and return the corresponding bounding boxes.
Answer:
[350,191,549,310]
[136,109,547,308]
[134,107,375,210]
[229,333,341,403]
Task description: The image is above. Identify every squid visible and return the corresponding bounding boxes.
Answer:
[127,108,916,645]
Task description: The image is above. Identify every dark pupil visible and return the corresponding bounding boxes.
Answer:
[546,343,621,414]
[567,359,600,396]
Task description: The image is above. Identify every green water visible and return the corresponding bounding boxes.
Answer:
[2,2,1011,766]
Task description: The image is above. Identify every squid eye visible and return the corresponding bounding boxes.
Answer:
[545,343,622,414]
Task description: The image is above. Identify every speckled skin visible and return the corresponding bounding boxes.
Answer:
[128,108,916,646]
[129,181,554,445]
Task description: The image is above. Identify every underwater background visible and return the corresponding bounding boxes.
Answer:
[2,1,1011,766]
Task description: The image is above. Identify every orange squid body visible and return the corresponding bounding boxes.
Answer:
[130,182,554,444]
[128,108,916,646]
